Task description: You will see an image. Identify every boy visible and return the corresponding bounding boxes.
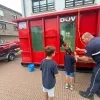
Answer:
[64,47,76,90]
[40,46,59,100]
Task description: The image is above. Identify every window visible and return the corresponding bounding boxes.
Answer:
[0,23,6,30]
[32,0,55,13]
[65,0,94,8]
[12,14,17,19]
[31,26,44,51]
[60,18,76,52]
[0,10,4,16]
[13,25,18,31]
[0,38,4,44]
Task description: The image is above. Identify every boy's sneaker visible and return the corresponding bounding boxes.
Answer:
[70,85,74,91]
[65,84,69,89]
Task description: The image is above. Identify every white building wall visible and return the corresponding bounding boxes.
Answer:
[21,0,100,17]
[55,0,65,11]
[25,0,32,17]
[21,0,32,17]
[95,0,100,4]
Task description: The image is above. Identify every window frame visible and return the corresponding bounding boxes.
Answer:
[12,14,17,19]
[65,0,95,8]
[0,23,6,30]
[0,9,4,17]
[13,25,18,31]
[32,0,55,13]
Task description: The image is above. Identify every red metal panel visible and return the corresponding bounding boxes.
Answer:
[59,52,65,65]
[44,18,59,64]
[80,11,98,35]
[76,11,98,49]
[97,9,100,36]
[21,52,32,62]
[20,39,31,51]
[19,29,29,38]
[32,52,45,64]
[30,20,42,26]
[18,21,33,63]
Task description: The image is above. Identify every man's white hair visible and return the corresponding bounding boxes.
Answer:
[82,32,94,38]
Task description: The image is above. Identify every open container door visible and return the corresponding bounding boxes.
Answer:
[30,20,45,64]
[59,16,76,65]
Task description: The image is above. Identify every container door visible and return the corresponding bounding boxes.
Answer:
[59,16,76,65]
[18,21,33,63]
[30,20,45,64]
[44,18,59,64]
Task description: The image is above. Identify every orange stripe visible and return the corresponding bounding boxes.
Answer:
[78,10,85,46]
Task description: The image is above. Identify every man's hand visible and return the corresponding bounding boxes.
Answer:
[75,55,79,61]
[76,47,81,51]
[73,52,79,61]
[73,51,78,61]
[75,55,79,58]
[74,51,77,56]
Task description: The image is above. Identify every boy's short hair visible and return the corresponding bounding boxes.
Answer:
[45,46,55,56]
[65,47,72,54]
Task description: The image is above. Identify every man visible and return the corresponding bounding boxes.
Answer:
[76,32,100,100]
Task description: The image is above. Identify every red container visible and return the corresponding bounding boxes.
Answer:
[14,5,100,68]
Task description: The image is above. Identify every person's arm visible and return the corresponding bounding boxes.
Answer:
[76,47,86,52]
[76,45,95,63]
[74,52,78,61]
[76,55,94,63]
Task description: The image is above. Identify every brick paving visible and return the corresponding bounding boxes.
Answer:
[0,59,99,100]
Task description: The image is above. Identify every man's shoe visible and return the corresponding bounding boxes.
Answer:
[96,93,100,98]
[79,91,94,100]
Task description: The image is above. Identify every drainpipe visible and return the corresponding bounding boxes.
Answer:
[23,0,26,17]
